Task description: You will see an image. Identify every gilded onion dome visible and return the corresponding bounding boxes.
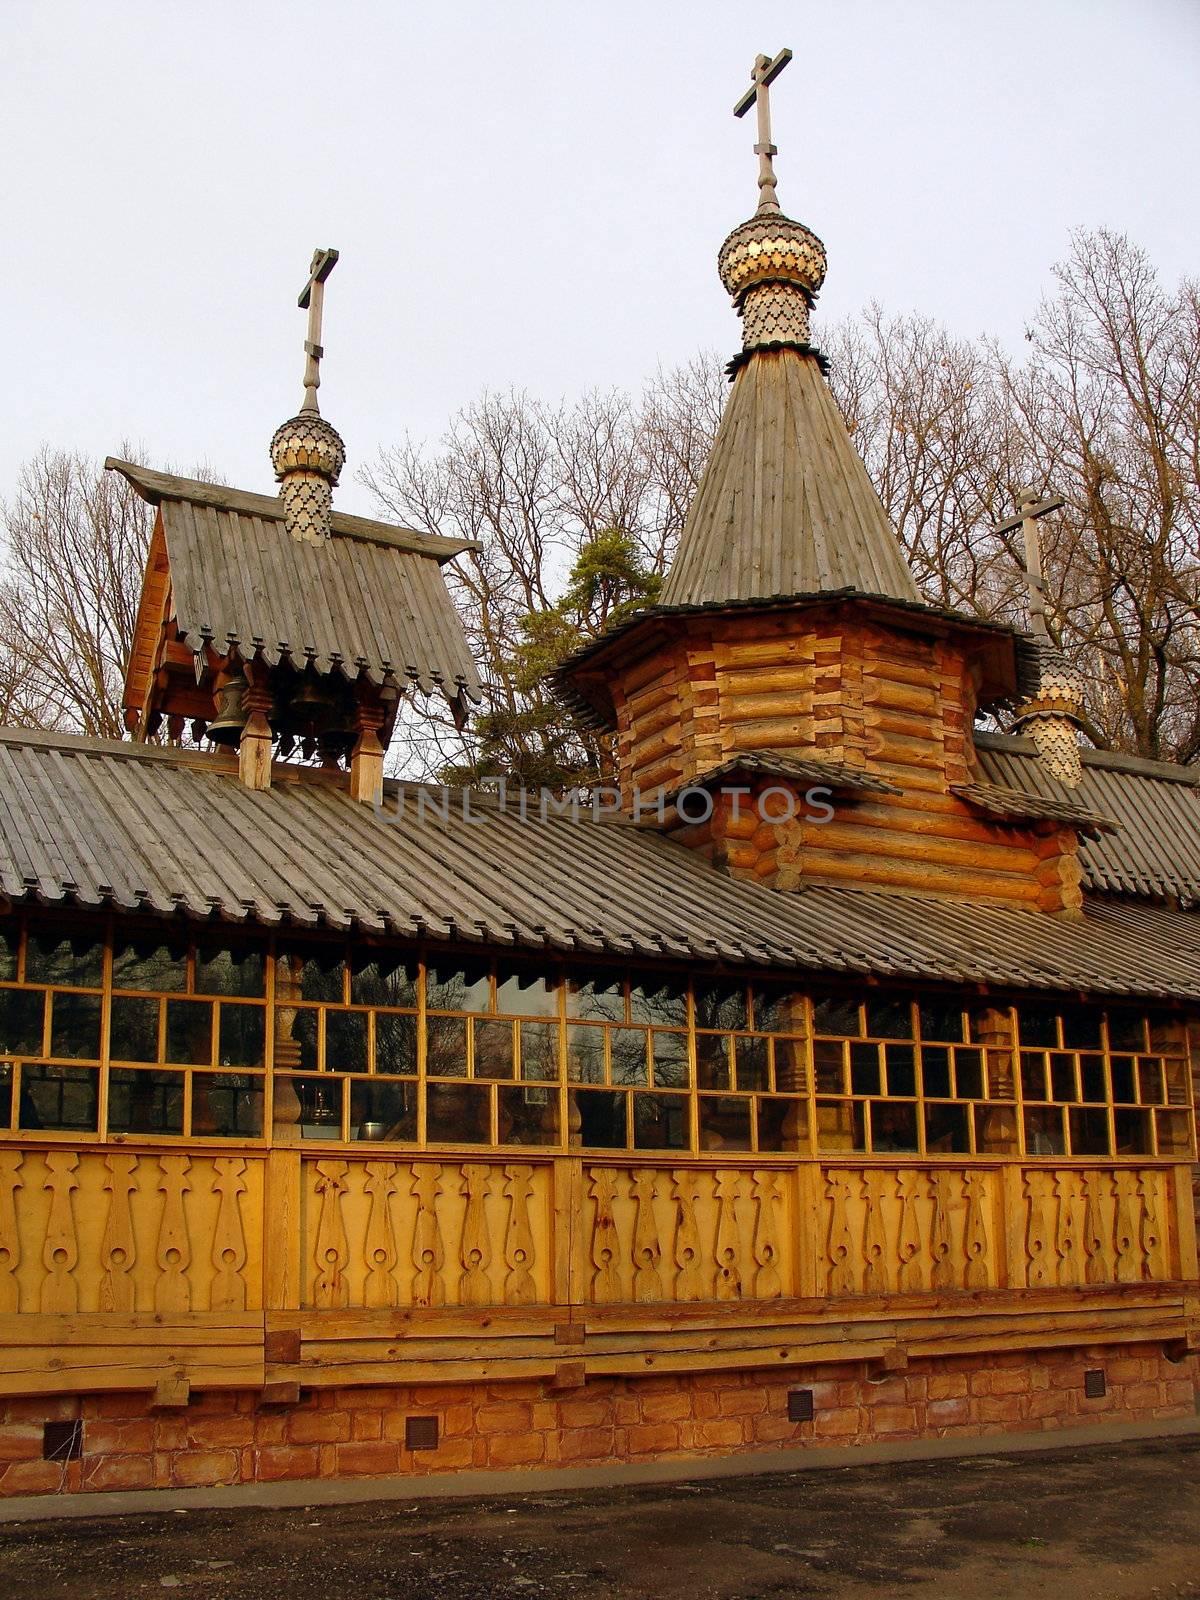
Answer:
[718,211,827,350]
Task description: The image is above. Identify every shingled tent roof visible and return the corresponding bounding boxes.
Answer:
[659,346,922,609]
[0,728,1196,1001]
[112,460,482,702]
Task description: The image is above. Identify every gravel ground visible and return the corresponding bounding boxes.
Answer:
[0,1436,1197,1600]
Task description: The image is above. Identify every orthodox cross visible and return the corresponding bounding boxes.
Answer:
[298,247,339,414]
[994,487,1064,639]
[734,48,792,214]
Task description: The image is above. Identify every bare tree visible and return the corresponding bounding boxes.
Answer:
[0,447,155,740]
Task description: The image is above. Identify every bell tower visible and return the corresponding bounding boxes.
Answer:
[556,51,1104,915]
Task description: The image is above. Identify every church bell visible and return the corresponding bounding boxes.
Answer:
[205,676,249,746]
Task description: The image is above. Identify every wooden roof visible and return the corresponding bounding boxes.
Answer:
[0,727,1196,1000]
[659,347,922,609]
[112,460,482,712]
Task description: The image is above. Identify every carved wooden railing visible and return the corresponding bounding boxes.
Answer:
[0,1150,1193,1321]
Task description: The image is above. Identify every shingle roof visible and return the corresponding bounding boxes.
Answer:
[659,348,921,609]
[110,460,482,698]
[950,780,1117,838]
[664,752,901,805]
[976,734,1200,905]
[0,727,1196,1001]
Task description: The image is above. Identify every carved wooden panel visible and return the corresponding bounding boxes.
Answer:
[299,1157,554,1308]
[1016,1167,1172,1288]
[816,1167,1002,1296]
[0,1151,264,1312]
[578,1166,795,1304]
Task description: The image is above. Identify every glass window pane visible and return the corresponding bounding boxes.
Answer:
[426,961,490,1013]
[191,1072,263,1138]
[849,1042,881,1096]
[756,1097,807,1153]
[165,999,214,1066]
[1079,1055,1106,1103]
[196,941,265,998]
[630,976,687,1029]
[954,1047,983,1099]
[884,1043,916,1096]
[865,998,913,1039]
[921,1045,951,1099]
[565,974,625,1023]
[1155,1109,1193,1157]
[374,1012,417,1076]
[753,985,805,1035]
[19,1064,99,1131]
[27,931,104,989]
[811,992,861,1036]
[1050,1055,1077,1102]
[816,1099,865,1153]
[974,1102,1019,1154]
[0,1062,11,1126]
[1069,1106,1110,1156]
[1016,1006,1058,1049]
[0,988,45,1056]
[350,1078,416,1142]
[1060,1006,1102,1050]
[870,1100,918,1153]
[349,950,416,1008]
[575,1088,627,1148]
[1024,1105,1065,1155]
[733,1035,768,1092]
[111,935,185,992]
[425,1015,468,1077]
[110,995,159,1062]
[495,965,558,1018]
[633,1092,688,1151]
[291,1075,343,1138]
[498,1084,558,1145]
[49,992,102,1060]
[1109,1056,1136,1102]
[651,1030,690,1088]
[698,1095,751,1152]
[107,1068,184,1135]
[1020,1051,1047,1100]
[426,1081,490,1143]
[924,1101,969,1154]
[278,946,344,1004]
[772,1036,807,1094]
[325,1011,368,1074]
[1136,1059,1164,1105]
[1114,1107,1152,1155]
[283,1007,319,1072]
[918,1001,965,1043]
[520,1021,560,1082]
[1148,1013,1186,1055]
[695,1033,730,1091]
[986,1048,1015,1100]
[0,928,16,981]
[566,1024,605,1084]
[218,1003,266,1068]
[473,1018,514,1080]
[693,983,748,1033]
[609,1026,648,1087]
[813,1038,845,1094]
[1107,1012,1146,1052]
[968,1005,1012,1047]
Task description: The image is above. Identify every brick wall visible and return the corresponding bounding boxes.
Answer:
[1,1344,1194,1498]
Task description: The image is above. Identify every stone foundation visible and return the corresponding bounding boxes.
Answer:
[2,1344,1195,1498]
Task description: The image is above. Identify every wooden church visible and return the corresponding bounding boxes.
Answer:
[0,52,1195,1500]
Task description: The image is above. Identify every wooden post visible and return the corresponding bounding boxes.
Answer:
[349,702,386,805]
[239,664,273,791]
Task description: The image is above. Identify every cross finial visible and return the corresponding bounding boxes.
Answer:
[297,247,339,415]
[734,48,792,214]
[993,486,1065,640]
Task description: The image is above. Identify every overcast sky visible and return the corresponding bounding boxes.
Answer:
[3,0,1197,517]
